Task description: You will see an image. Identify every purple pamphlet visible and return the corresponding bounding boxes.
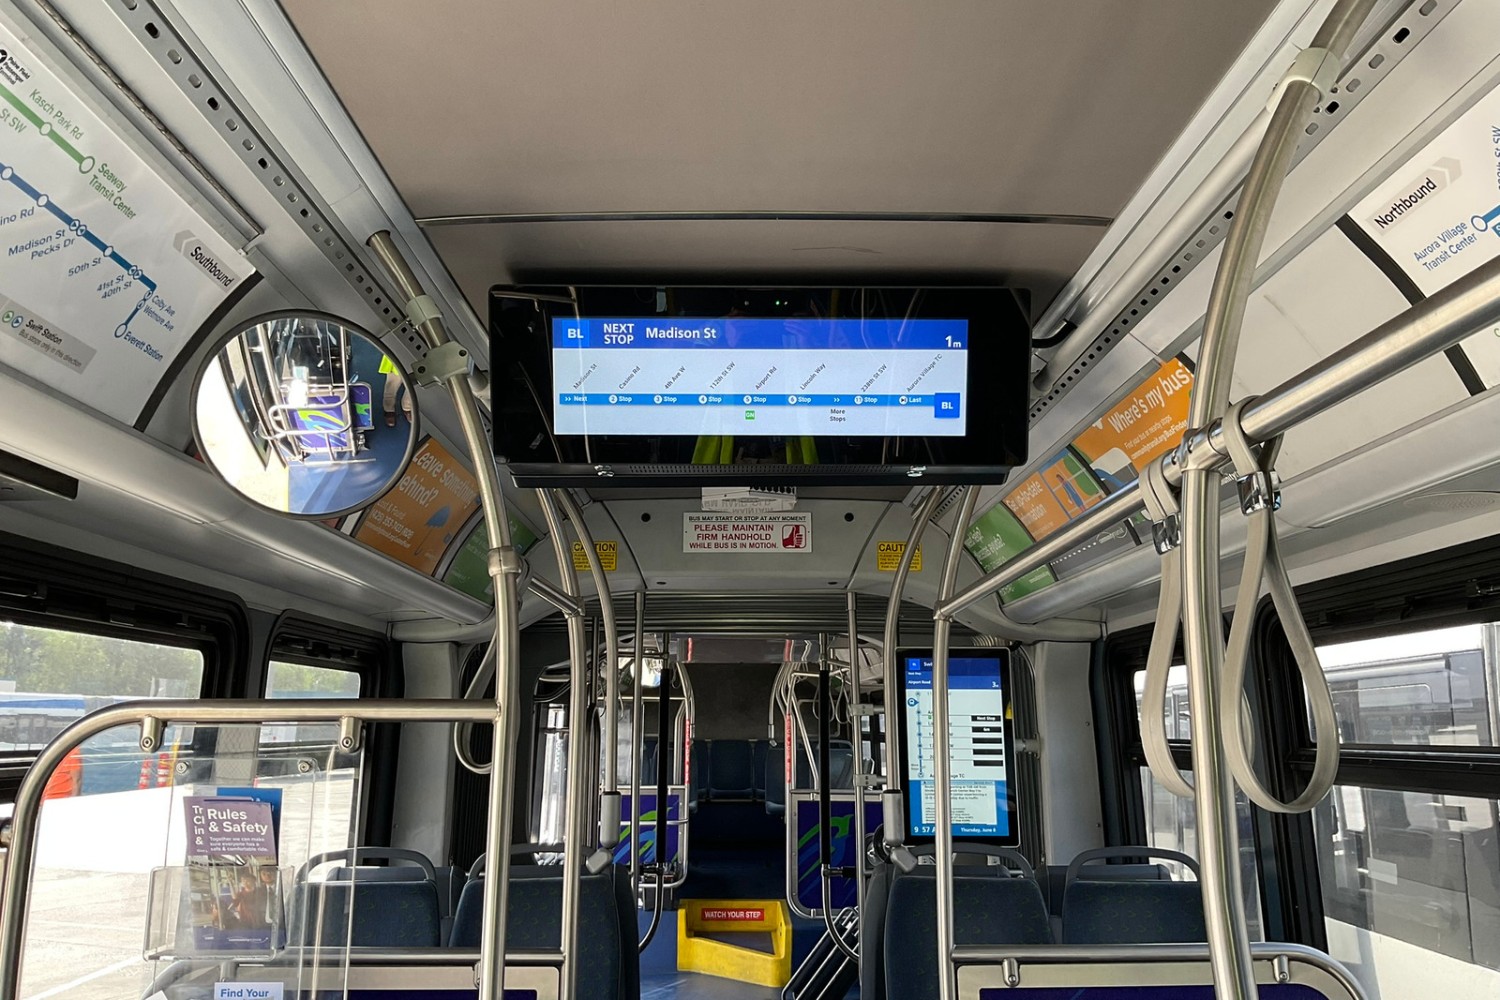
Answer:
[182,796,281,953]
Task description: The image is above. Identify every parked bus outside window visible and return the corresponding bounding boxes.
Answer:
[1310,624,1500,998]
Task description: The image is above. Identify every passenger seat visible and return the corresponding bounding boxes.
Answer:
[1060,846,1206,944]
[875,845,1052,1000]
[449,864,639,999]
[707,738,755,800]
[286,847,443,948]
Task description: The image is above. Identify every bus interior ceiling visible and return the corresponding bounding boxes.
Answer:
[1,0,1499,999]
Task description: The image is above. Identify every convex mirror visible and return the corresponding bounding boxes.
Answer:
[192,311,418,518]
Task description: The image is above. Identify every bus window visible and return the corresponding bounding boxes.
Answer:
[261,659,363,746]
[1308,623,1500,995]
[1314,624,1496,747]
[1132,665,1265,940]
[0,619,204,796]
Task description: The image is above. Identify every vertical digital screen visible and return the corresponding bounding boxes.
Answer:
[902,651,1017,842]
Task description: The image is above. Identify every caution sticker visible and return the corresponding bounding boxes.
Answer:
[572,539,618,571]
[876,540,921,572]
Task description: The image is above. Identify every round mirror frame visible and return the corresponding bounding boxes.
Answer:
[189,310,420,520]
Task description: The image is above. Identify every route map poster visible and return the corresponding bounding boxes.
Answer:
[1351,82,1500,297]
[1351,82,1500,385]
[353,437,480,574]
[0,26,248,422]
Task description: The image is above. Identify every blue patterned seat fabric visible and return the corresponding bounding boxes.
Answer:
[286,878,442,948]
[1061,878,1208,944]
[449,865,638,1000]
[884,874,1053,1000]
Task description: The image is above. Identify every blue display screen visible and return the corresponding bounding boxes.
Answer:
[551,316,969,438]
[977,986,1329,999]
[902,653,1015,841]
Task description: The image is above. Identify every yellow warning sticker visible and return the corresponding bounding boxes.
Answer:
[572,539,618,572]
[875,541,921,572]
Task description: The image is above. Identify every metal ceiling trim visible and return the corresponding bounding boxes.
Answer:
[84,0,430,365]
[524,593,971,638]
[1028,0,1456,424]
[416,211,1113,228]
[230,0,490,360]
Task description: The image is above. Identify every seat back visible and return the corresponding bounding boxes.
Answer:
[860,860,895,1000]
[826,739,854,788]
[691,741,706,807]
[450,866,638,1000]
[766,740,787,815]
[884,874,1053,1000]
[287,879,442,948]
[708,739,755,800]
[750,739,769,800]
[1061,846,1206,944]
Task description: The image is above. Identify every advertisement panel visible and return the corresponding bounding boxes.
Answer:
[1071,358,1194,483]
[441,514,540,601]
[963,502,1055,602]
[1002,448,1108,541]
[353,437,480,574]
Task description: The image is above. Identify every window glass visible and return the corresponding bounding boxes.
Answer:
[261,660,362,747]
[1133,664,1192,740]
[0,620,204,801]
[1130,667,1264,938]
[1314,624,1497,746]
[1138,767,1264,941]
[1315,783,1500,996]
[0,620,204,751]
[18,721,361,999]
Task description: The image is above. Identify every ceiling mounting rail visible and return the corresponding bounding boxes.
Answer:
[1027,0,1458,426]
[97,0,428,363]
[19,0,258,244]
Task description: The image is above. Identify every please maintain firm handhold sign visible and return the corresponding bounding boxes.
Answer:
[683,513,812,553]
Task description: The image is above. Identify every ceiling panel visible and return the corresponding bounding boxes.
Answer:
[285,0,1278,309]
[427,218,1108,313]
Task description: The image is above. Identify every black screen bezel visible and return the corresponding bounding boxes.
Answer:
[894,646,1020,847]
[490,284,1030,487]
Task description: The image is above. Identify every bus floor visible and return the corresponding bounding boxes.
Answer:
[638,802,852,999]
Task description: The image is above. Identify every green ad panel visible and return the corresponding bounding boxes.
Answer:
[442,516,539,601]
[963,501,1056,602]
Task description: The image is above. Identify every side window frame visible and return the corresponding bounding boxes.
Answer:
[0,532,249,801]
[1257,538,1500,974]
[264,612,402,847]
[1096,620,1273,940]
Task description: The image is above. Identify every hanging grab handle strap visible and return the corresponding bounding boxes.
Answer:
[1139,456,1196,800]
[1220,397,1341,813]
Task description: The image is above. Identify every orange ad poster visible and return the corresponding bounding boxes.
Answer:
[1072,358,1194,488]
[353,437,481,574]
[1002,449,1106,541]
